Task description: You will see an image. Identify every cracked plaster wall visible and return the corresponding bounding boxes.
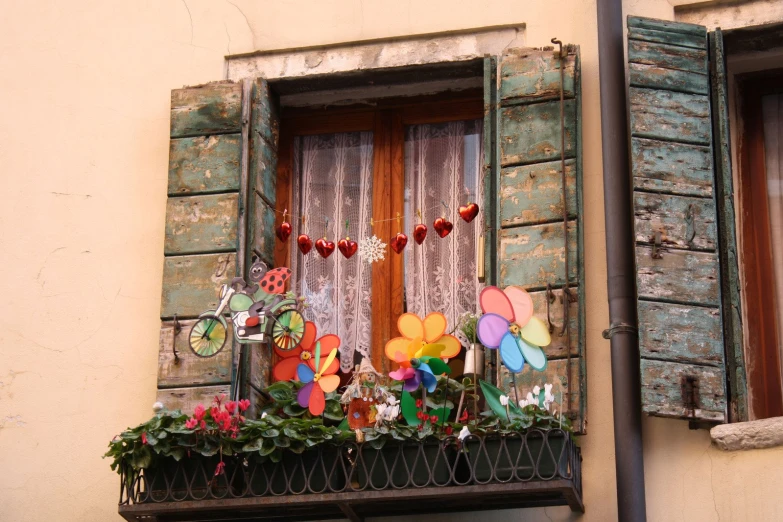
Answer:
[0,1,781,521]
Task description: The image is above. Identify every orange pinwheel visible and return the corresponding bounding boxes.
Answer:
[385,312,461,364]
[273,321,340,382]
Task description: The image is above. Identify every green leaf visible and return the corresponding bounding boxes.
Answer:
[401,391,420,426]
[337,418,349,431]
[283,404,306,417]
[428,406,451,423]
[130,445,152,469]
[242,439,265,452]
[479,379,522,420]
[259,438,276,456]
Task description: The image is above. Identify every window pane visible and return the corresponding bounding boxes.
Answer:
[403,120,483,341]
[291,132,374,372]
[761,94,783,372]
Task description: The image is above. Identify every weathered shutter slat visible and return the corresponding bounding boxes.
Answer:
[629,16,742,424]
[168,134,242,196]
[170,83,242,138]
[164,194,239,255]
[494,47,586,432]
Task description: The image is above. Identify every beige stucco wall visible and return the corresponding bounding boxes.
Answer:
[1,1,782,521]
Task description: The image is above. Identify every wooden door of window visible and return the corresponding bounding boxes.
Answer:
[737,70,783,419]
[275,94,484,374]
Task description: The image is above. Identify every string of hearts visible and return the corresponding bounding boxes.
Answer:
[274,201,480,260]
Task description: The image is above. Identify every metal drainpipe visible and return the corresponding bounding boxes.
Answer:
[596,0,648,520]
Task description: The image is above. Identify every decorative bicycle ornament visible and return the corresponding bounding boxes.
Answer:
[188,260,305,357]
[476,285,551,372]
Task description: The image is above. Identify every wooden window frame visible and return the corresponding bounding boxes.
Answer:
[274,91,483,372]
[736,69,783,419]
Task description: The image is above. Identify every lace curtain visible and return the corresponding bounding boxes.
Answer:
[403,120,484,343]
[291,132,374,372]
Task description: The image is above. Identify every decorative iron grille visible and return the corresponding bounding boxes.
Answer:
[118,429,582,521]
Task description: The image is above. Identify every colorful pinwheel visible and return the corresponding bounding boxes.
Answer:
[476,286,551,373]
[272,321,340,382]
[385,312,459,393]
[296,342,340,416]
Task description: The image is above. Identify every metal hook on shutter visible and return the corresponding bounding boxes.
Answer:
[685,204,696,246]
[172,314,181,364]
[546,283,556,333]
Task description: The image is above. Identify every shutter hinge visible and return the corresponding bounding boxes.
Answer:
[681,375,699,417]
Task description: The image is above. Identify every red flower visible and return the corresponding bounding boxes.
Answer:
[194,404,206,421]
[416,411,424,420]
[214,461,225,476]
[238,399,251,412]
[141,432,148,445]
[199,420,206,430]
[430,416,438,424]
[185,418,198,429]
[416,399,423,408]
[417,425,423,431]
[459,409,469,422]
[225,401,237,414]
[445,426,453,435]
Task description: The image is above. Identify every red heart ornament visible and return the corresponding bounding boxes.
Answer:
[297,234,313,255]
[390,233,408,254]
[315,238,335,258]
[276,221,292,242]
[433,218,453,238]
[413,224,428,245]
[338,237,358,259]
[458,202,479,223]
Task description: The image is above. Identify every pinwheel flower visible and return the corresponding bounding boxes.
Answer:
[296,343,340,416]
[476,285,551,373]
[385,312,460,393]
[273,321,340,382]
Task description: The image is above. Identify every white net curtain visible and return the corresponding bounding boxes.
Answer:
[291,132,374,372]
[290,121,483,371]
[403,120,484,344]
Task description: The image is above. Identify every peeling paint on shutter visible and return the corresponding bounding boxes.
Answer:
[490,47,586,433]
[157,80,279,413]
[628,17,744,424]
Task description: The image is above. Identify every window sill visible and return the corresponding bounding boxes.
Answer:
[710,416,783,451]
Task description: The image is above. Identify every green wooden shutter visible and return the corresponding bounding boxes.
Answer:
[157,80,279,413]
[486,47,586,432]
[628,17,744,423]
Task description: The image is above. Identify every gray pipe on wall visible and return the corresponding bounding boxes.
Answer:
[595,0,648,520]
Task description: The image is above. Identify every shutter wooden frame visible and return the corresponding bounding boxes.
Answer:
[628,16,745,424]
[156,80,279,413]
[485,47,587,433]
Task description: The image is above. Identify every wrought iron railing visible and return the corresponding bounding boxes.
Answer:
[118,429,582,521]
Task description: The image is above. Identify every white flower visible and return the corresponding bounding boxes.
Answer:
[526,392,535,405]
[376,403,387,418]
[544,383,554,402]
[519,399,530,408]
[499,394,509,406]
[358,235,387,264]
[261,412,268,419]
[388,404,400,419]
[386,396,399,406]
[532,385,541,397]
[458,426,471,441]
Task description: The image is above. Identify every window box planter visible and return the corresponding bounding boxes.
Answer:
[118,429,582,521]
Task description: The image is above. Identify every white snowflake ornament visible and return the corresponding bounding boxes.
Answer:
[358,235,387,264]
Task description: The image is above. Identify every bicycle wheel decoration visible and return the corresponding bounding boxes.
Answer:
[273,321,340,381]
[189,316,228,357]
[476,285,551,372]
[271,308,305,351]
[296,342,340,416]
